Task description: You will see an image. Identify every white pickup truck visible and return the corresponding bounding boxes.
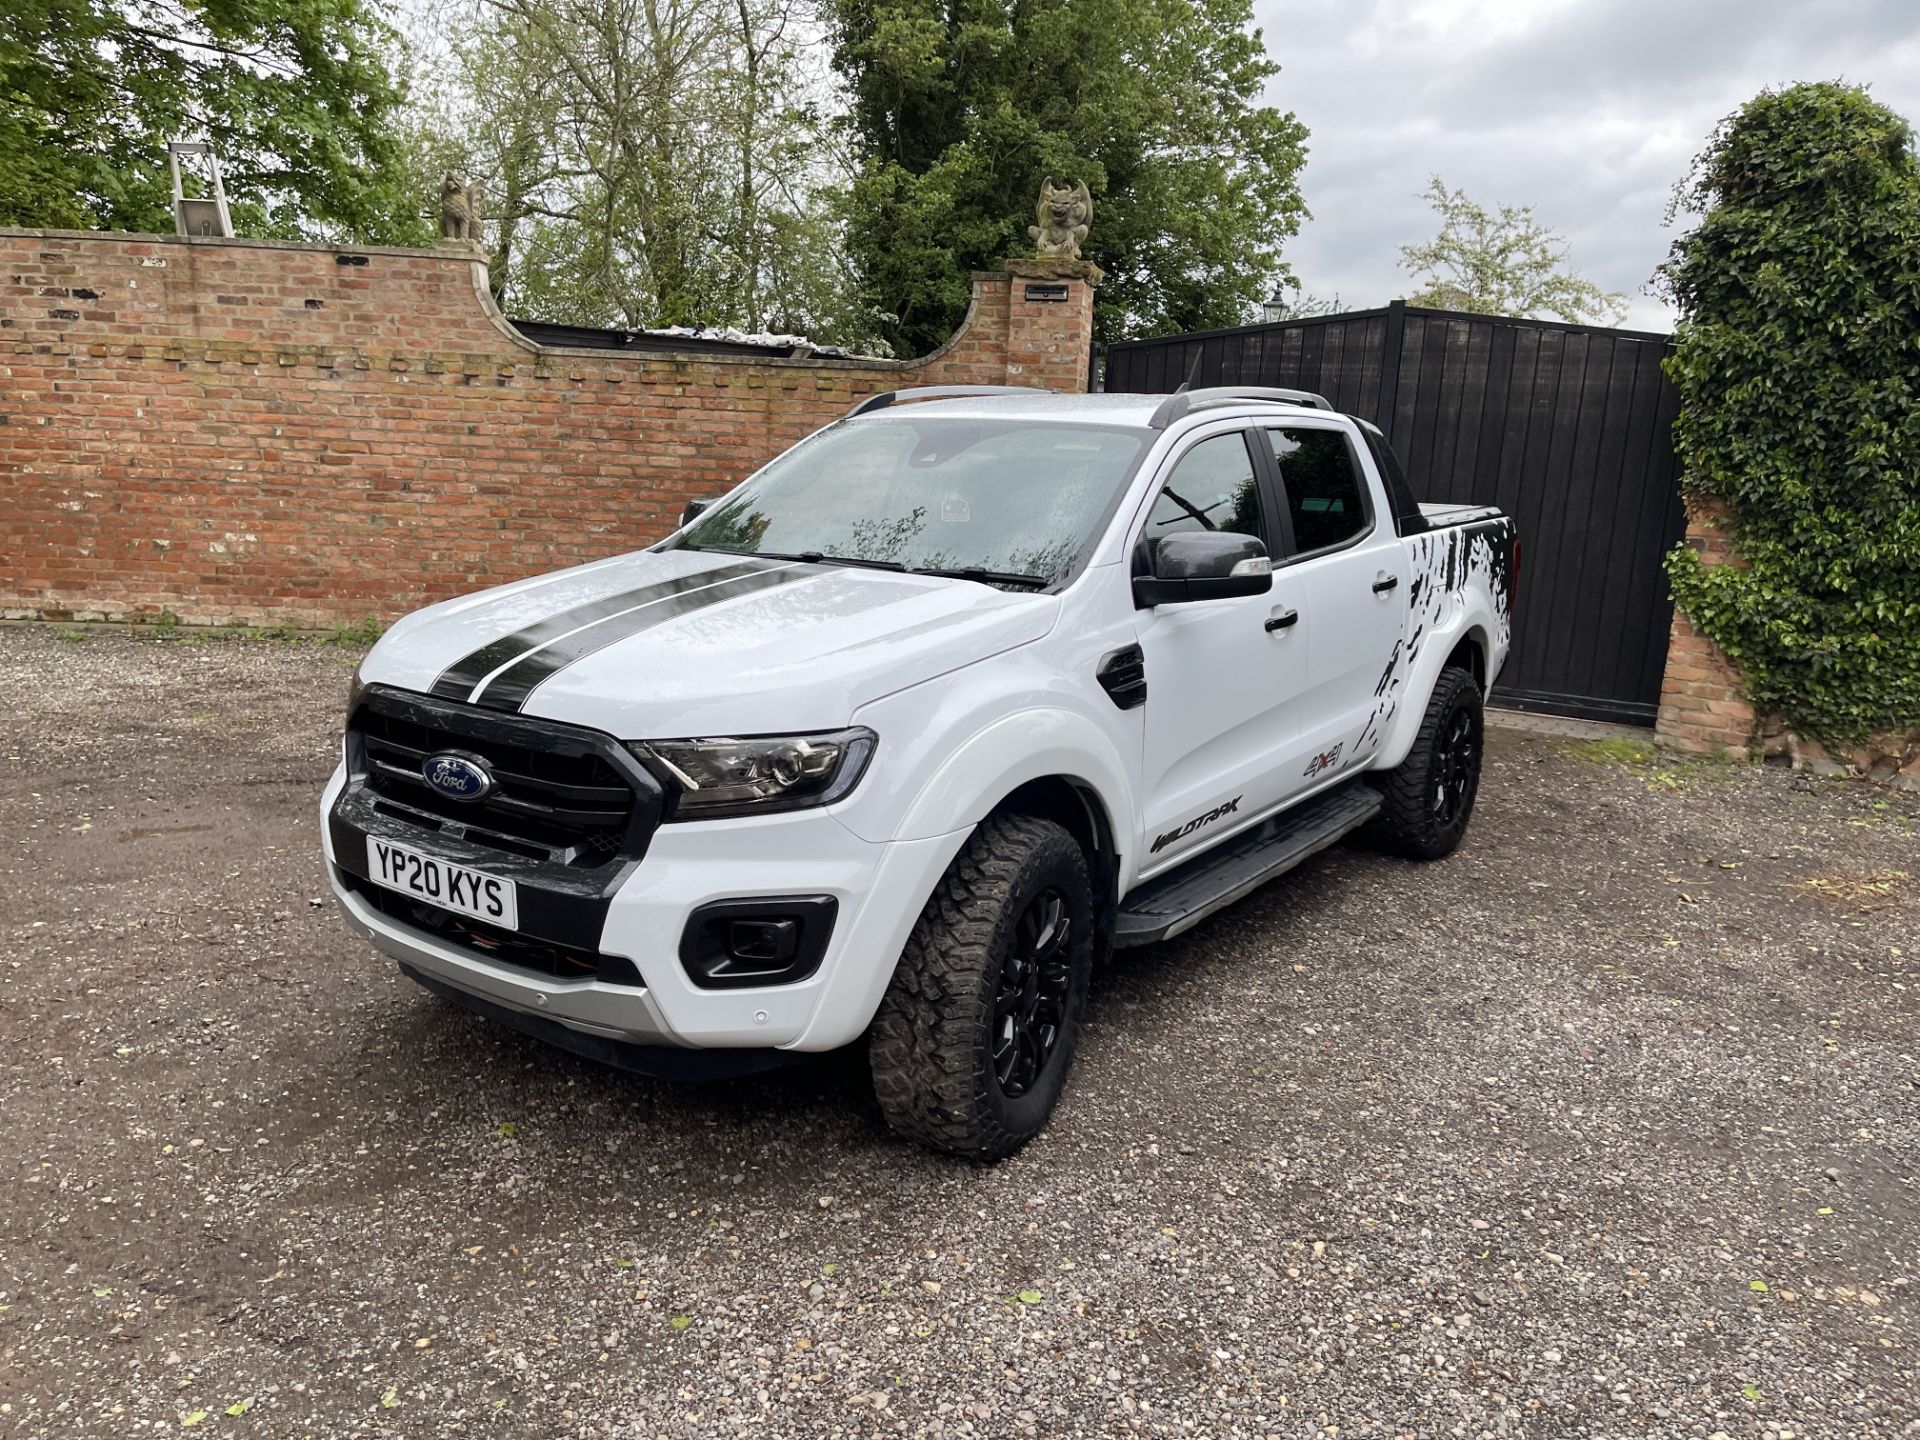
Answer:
[323,386,1516,1157]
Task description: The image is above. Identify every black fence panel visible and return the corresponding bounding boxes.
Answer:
[1102,302,1686,725]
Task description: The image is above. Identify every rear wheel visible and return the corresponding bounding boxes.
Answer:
[869,815,1094,1159]
[1363,666,1484,860]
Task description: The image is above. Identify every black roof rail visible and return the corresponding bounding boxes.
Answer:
[1147,385,1334,429]
[847,384,1050,418]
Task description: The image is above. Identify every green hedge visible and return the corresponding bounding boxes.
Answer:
[1660,82,1920,744]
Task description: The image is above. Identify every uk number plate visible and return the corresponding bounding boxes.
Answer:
[365,837,518,930]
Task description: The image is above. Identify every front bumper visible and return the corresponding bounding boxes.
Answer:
[322,762,971,1054]
[331,874,677,1043]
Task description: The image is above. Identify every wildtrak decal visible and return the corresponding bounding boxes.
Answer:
[1150,795,1242,854]
[1303,742,1343,779]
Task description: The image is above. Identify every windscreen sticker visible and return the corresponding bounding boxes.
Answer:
[941,495,972,523]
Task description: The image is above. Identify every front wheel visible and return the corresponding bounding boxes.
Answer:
[868,815,1094,1159]
[1363,666,1484,860]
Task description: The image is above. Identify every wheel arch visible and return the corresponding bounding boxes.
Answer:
[1374,613,1495,771]
[1445,626,1490,690]
[988,774,1122,956]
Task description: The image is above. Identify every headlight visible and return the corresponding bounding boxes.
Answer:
[631,728,876,819]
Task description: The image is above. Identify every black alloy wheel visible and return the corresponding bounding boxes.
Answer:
[869,813,1096,1158]
[1361,665,1485,861]
[1433,705,1481,826]
[991,887,1073,1099]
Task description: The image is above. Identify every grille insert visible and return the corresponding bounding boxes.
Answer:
[352,699,638,866]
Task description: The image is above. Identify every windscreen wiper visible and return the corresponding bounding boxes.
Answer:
[691,547,906,572]
[910,566,1051,589]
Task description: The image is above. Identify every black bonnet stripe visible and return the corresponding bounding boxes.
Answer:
[428,560,775,703]
[471,562,817,713]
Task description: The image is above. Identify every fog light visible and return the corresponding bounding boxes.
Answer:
[680,897,837,989]
[728,918,798,964]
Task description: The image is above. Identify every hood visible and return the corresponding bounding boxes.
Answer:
[362,549,1059,738]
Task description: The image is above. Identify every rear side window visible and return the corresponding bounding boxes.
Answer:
[1142,432,1267,565]
[1263,427,1370,553]
[1360,425,1429,537]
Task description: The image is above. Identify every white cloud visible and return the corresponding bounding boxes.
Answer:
[1253,0,1920,331]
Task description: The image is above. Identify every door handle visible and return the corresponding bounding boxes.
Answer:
[1372,574,1399,594]
[1264,609,1299,632]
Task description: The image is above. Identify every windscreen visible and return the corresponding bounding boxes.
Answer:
[675,416,1149,587]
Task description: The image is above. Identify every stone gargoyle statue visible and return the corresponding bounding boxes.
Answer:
[1029,177,1092,260]
[439,173,479,242]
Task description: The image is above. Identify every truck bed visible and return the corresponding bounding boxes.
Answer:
[1419,501,1505,528]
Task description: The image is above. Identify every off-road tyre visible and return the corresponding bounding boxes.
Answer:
[869,815,1094,1159]
[1363,665,1484,860]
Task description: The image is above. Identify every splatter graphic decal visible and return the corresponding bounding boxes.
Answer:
[1353,516,1515,760]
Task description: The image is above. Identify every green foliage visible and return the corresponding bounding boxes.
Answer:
[326,617,383,647]
[827,0,1309,352]
[1567,736,1660,767]
[0,0,430,243]
[1399,176,1626,324]
[416,0,880,346]
[1657,82,1920,743]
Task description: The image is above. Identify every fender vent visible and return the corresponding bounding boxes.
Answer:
[1097,644,1147,710]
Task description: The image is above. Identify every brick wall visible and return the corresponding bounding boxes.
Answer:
[0,229,1097,627]
[1656,499,1920,783]
[1655,497,1758,752]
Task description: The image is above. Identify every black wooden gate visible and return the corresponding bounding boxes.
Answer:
[1101,301,1685,725]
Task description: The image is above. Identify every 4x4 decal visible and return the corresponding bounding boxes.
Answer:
[1304,742,1343,779]
[1150,795,1242,854]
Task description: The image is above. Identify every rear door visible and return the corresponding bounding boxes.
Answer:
[1257,422,1408,790]
[1130,425,1313,871]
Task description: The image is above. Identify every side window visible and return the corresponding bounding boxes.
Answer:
[1361,425,1429,537]
[1143,432,1266,568]
[1264,427,1370,554]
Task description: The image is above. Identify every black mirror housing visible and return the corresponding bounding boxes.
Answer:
[1133,532,1273,607]
[680,496,716,528]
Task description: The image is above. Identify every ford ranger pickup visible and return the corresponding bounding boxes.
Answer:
[323,385,1517,1157]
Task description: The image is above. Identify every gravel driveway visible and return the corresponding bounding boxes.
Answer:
[1,626,1914,1439]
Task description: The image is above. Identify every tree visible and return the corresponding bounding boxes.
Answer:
[0,0,429,242]
[417,0,875,344]
[1398,176,1625,325]
[826,0,1309,353]
[1657,82,1920,743]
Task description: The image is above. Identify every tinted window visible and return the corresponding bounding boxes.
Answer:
[1264,427,1369,553]
[678,417,1148,587]
[1143,433,1265,567]
[1360,425,1429,537]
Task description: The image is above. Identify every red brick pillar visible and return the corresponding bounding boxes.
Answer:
[916,260,1099,394]
[1655,496,1759,752]
[1002,259,1099,393]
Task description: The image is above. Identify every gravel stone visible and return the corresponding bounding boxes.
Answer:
[1,626,1916,1437]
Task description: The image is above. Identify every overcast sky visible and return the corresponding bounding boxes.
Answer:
[1251,0,1920,331]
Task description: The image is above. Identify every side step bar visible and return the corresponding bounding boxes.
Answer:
[1114,782,1382,947]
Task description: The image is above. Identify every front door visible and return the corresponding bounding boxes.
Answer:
[1133,428,1312,874]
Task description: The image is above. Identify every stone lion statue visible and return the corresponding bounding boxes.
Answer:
[1029,177,1092,259]
[439,172,479,242]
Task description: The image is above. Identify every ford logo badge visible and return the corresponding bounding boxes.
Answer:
[422,752,494,802]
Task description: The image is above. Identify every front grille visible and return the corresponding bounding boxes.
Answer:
[350,691,644,867]
[352,881,644,986]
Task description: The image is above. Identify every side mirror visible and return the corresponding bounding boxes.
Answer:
[1133,532,1273,607]
[680,496,716,529]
